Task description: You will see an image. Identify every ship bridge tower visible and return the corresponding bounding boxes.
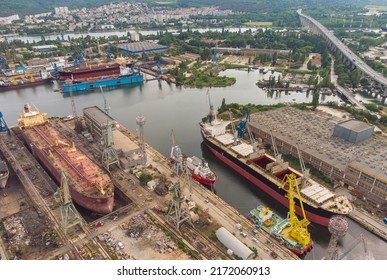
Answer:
[136,115,147,166]
[101,120,120,171]
[57,171,85,234]
[0,112,10,135]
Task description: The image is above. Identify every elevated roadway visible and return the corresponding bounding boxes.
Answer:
[298,9,387,88]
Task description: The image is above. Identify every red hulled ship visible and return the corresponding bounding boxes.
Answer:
[18,104,114,214]
[186,156,217,186]
[0,71,53,92]
[58,62,121,81]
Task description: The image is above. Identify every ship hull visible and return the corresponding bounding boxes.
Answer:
[58,64,121,81]
[191,172,216,186]
[61,73,143,93]
[0,78,53,92]
[21,129,114,214]
[202,131,333,227]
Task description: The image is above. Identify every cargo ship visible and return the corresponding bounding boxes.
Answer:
[200,104,352,227]
[58,62,121,81]
[186,156,217,186]
[18,104,114,214]
[60,66,143,93]
[0,71,53,92]
[0,157,9,188]
[247,205,313,254]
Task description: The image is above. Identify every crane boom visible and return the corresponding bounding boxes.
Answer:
[270,130,282,162]
[279,173,311,246]
[296,142,309,186]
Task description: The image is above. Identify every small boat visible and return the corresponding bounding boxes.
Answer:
[186,156,217,186]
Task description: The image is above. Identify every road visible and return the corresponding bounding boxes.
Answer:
[298,9,387,87]
[330,56,366,109]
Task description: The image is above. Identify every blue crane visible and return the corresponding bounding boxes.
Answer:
[156,54,161,75]
[72,53,80,68]
[0,112,10,135]
[237,108,251,138]
[0,56,6,74]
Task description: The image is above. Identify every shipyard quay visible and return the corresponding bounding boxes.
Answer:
[247,107,387,212]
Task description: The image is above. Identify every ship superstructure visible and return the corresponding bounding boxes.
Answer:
[186,156,217,186]
[18,104,114,214]
[200,106,352,227]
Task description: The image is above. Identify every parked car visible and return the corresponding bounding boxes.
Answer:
[117,241,124,249]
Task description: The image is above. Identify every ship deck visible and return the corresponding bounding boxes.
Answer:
[209,132,352,214]
[23,123,112,198]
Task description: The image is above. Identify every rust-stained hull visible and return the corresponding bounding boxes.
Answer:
[21,122,114,214]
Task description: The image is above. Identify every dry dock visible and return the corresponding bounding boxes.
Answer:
[0,106,299,260]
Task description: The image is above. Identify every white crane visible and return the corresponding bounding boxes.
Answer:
[296,142,310,187]
[270,130,282,163]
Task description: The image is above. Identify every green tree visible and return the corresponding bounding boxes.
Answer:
[219,98,227,113]
[312,90,320,109]
[271,52,277,66]
[139,172,153,186]
[350,68,362,88]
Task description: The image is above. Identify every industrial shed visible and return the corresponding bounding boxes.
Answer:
[333,119,374,144]
[215,227,255,260]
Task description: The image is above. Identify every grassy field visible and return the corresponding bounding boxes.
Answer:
[365,5,387,11]
[244,22,273,27]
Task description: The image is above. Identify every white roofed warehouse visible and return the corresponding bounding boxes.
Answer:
[215,227,255,260]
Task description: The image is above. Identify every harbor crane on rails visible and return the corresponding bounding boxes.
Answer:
[279,173,312,249]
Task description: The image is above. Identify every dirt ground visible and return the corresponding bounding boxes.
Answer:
[104,215,191,260]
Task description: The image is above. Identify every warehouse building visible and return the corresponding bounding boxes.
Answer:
[247,106,387,212]
[118,42,168,56]
[215,227,255,260]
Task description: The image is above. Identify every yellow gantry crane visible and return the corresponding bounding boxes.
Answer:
[279,173,311,247]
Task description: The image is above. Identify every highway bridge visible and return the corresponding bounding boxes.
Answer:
[297,9,387,88]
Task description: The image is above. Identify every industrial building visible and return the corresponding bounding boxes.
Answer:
[118,42,168,56]
[83,106,144,168]
[32,45,58,52]
[112,130,144,168]
[215,227,255,260]
[83,106,117,140]
[333,119,374,144]
[247,106,387,212]
[214,47,290,56]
